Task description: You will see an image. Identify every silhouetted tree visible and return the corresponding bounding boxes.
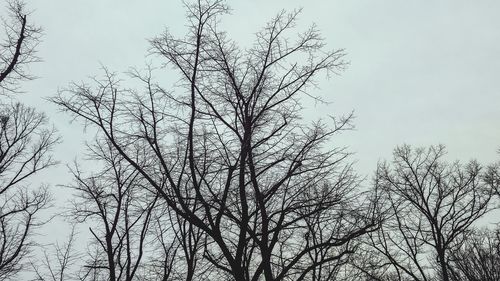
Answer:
[67,140,161,281]
[485,160,500,199]
[448,228,500,281]
[0,2,54,279]
[0,103,57,280]
[0,0,41,94]
[30,226,79,281]
[52,1,378,280]
[360,145,494,281]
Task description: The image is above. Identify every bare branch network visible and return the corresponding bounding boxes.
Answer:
[0,0,41,95]
[52,1,377,280]
[0,0,499,280]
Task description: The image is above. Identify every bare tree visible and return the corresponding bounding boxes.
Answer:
[0,0,41,94]
[362,145,494,281]
[485,161,500,199]
[448,228,500,281]
[67,140,160,281]
[52,1,378,280]
[30,226,80,281]
[143,202,208,281]
[0,103,57,280]
[65,139,206,281]
[0,1,55,279]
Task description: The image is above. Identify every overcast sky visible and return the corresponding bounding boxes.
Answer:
[14,0,500,186]
[2,1,499,276]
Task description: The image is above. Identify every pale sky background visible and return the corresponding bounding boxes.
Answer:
[4,0,500,263]
[20,0,499,169]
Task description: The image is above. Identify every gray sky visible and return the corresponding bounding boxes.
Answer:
[4,0,500,276]
[15,0,500,202]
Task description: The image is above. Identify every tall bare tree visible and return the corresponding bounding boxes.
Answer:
[361,145,494,281]
[0,2,54,279]
[0,103,57,280]
[67,140,160,281]
[52,1,378,280]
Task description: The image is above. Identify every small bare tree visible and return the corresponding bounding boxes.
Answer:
[485,161,500,199]
[52,1,378,280]
[0,0,41,94]
[0,103,57,280]
[67,140,160,281]
[448,228,500,281]
[30,226,80,281]
[363,145,494,281]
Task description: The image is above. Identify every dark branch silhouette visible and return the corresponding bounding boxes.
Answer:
[0,103,58,280]
[357,145,495,281]
[52,1,378,280]
[0,0,41,94]
[448,228,500,281]
[67,140,160,281]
